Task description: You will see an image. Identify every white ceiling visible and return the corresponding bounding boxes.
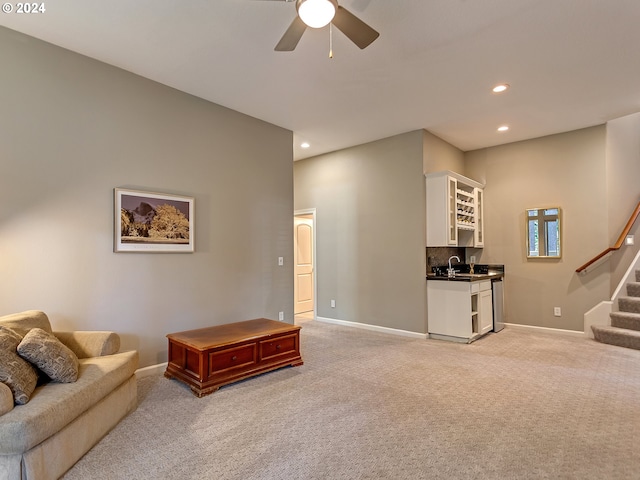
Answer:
[2,0,640,160]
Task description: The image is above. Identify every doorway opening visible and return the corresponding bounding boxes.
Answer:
[294,209,316,319]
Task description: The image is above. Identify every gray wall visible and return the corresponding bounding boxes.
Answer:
[465,126,610,331]
[423,130,465,174]
[294,125,622,335]
[0,27,294,367]
[294,131,427,333]
[606,113,640,289]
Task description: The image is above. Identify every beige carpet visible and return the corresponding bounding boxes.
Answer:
[63,320,640,479]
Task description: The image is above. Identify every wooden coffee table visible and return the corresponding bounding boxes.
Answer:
[164,318,303,397]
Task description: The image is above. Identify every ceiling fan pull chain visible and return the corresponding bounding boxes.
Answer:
[329,23,333,58]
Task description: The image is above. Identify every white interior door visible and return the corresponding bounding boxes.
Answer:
[294,216,314,314]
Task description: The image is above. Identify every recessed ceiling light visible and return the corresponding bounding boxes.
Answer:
[497,125,509,132]
[301,142,310,148]
[492,84,510,93]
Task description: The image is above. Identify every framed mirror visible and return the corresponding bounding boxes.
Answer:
[527,207,561,258]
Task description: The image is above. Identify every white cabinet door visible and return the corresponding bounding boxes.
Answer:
[478,289,493,334]
[427,280,472,338]
[426,174,457,246]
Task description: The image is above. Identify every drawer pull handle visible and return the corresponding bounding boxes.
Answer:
[276,344,281,350]
[231,355,237,361]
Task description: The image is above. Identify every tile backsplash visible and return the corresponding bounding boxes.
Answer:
[426,247,466,272]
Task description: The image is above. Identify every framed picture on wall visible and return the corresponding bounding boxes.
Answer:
[114,188,194,253]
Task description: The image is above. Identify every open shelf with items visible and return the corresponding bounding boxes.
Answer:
[426,171,485,247]
[471,293,479,334]
[456,195,475,230]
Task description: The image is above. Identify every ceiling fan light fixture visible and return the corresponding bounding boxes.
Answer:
[297,0,337,29]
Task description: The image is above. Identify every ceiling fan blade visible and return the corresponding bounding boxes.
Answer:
[275,16,307,51]
[332,6,379,49]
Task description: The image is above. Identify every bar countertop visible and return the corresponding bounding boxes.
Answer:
[426,272,503,282]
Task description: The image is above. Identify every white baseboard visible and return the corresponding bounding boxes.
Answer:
[135,362,167,378]
[504,323,585,338]
[315,316,428,339]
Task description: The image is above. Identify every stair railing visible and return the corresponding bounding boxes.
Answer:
[576,200,640,274]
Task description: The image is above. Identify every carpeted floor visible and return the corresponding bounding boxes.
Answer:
[63,320,640,479]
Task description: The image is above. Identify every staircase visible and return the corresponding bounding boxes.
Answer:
[592,270,640,350]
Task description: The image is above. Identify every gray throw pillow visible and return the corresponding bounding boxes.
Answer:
[0,325,22,345]
[18,328,79,383]
[0,326,38,405]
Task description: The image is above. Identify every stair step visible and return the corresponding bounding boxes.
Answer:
[627,282,640,297]
[618,296,640,314]
[592,325,640,350]
[610,311,640,331]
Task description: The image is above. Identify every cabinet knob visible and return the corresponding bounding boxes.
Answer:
[276,344,281,350]
[231,355,237,361]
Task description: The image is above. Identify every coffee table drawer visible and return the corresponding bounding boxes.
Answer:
[210,343,257,374]
[259,333,298,360]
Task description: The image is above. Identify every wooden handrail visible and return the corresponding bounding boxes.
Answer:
[576,200,640,273]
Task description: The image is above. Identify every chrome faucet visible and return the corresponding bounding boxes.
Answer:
[447,255,460,278]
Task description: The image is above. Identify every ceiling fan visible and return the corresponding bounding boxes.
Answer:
[272,0,379,52]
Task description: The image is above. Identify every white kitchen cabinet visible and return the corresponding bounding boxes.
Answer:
[427,279,493,343]
[426,171,484,248]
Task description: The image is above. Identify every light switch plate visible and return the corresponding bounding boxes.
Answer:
[278,257,284,266]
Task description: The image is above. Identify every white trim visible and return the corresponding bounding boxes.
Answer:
[425,170,485,189]
[611,248,640,302]
[316,316,428,339]
[504,322,585,338]
[135,362,167,378]
[583,301,612,338]
[294,208,316,216]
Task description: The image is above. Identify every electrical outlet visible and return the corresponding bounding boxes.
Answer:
[470,255,476,264]
[278,311,284,321]
[554,307,561,317]
[331,299,336,308]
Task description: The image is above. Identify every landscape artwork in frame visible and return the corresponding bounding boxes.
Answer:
[114,188,194,253]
